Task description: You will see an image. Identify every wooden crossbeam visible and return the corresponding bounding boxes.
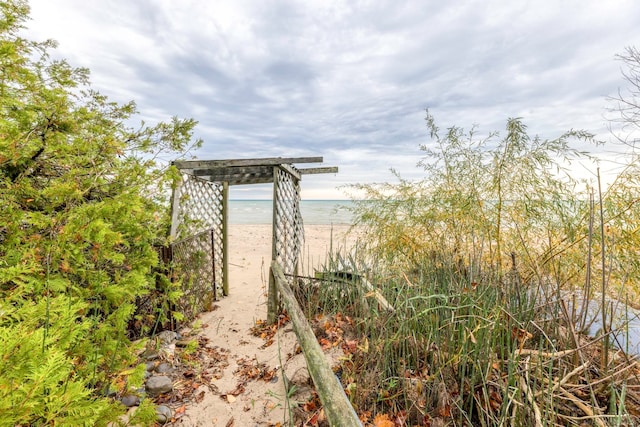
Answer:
[173,157,324,170]
[299,167,339,175]
[193,165,274,185]
[174,157,337,185]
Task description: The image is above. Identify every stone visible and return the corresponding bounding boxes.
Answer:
[156,330,178,345]
[156,405,172,424]
[146,376,173,396]
[156,362,173,374]
[145,361,157,371]
[142,349,159,361]
[120,394,140,407]
[159,343,175,359]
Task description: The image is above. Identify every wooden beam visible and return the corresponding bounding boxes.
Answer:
[299,166,339,175]
[193,166,276,185]
[270,262,363,427]
[173,157,324,170]
[278,163,302,180]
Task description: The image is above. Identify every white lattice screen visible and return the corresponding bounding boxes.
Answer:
[273,166,304,275]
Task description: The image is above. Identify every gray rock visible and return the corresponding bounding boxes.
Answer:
[120,394,140,407]
[159,343,175,359]
[156,362,173,374]
[156,405,172,424]
[156,330,178,345]
[142,349,159,361]
[145,361,157,371]
[146,376,173,396]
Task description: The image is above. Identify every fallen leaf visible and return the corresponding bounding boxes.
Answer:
[319,338,332,350]
[373,413,395,427]
[342,340,358,354]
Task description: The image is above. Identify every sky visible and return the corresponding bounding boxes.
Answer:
[24,0,640,199]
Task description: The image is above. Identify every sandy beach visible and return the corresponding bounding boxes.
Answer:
[175,224,358,426]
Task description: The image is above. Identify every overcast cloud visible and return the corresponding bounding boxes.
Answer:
[24,0,640,198]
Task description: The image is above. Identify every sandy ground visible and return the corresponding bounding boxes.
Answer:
[175,224,358,426]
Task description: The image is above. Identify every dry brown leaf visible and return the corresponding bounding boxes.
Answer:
[373,413,395,427]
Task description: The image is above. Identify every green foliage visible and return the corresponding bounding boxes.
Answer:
[0,2,200,424]
[338,52,640,423]
[349,110,599,285]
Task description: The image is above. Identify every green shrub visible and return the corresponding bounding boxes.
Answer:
[0,1,199,424]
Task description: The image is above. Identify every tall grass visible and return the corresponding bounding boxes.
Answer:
[293,113,640,425]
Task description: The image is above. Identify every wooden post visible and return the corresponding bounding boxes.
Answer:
[222,181,229,296]
[211,229,217,301]
[169,171,183,239]
[271,262,363,427]
[267,167,280,324]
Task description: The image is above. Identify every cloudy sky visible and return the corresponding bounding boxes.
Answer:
[24,0,640,199]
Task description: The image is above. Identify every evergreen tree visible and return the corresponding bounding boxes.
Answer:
[0,1,200,424]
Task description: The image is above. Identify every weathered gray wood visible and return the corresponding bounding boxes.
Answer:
[299,167,339,175]
[169,177,183,239]
[222,181,229,296]
[278,163,302,180]
[173,157,324,170]
[315,271,395,313]
[267,167,280,324]
[361,277,395,313]
[271,262,363,427]
[193,166,273,183]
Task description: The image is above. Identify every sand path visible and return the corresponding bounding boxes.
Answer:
[175,224,355,426]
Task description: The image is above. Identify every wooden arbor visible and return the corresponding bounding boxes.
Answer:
[169,157,337,321]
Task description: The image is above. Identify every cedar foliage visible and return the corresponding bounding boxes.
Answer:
[0,1,200,424]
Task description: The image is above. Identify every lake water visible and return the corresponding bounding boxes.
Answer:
[229,200,355,225]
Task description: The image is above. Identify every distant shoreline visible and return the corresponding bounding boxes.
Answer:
[227,199,355,225]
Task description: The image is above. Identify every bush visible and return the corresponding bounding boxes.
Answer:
[0,1,199,424]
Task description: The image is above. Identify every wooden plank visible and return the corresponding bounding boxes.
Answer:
[315,272,395,312]
[173,156,324,170]
[271,262,363,427]
[193,165,274,185]
[222,181,229,296]
[267,166,280,324]
[169,177,183,239]
[278,163,302,180]
[299,166,339,175]
[192,166,270,177]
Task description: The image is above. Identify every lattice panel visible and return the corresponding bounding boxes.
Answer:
[273,166,304,275]
[175,174,224,238]
[171,174,225,318]
[171,229,219,321]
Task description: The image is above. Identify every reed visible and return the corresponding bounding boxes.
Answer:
[292,113,640,425]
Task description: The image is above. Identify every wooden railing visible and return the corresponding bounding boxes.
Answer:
[269,261,363,427]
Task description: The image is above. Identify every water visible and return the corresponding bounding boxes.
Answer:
[228,200,355,225]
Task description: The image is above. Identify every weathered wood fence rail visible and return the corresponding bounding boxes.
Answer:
[270,261,363,427]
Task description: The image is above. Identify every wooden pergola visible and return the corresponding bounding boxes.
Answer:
[171,156,338,186]
[168,157,337,319]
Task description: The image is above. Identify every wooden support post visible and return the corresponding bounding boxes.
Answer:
[222,181,229,296]
[271,262,362,427]
[169,173,183,239]
[267,168,280,324]
[211,229,217,301]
